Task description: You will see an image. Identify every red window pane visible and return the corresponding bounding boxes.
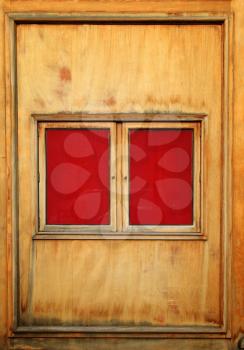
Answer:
[46,129,110,225]
[129,129,193,225]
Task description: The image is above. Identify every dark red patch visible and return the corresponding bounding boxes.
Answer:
[129,129,193,225]
[46,129,110,225]
[168,303,180,315]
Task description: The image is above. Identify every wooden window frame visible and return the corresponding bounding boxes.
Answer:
[38,121,117,233]
[122,121,202,235]
[37,118,202,238]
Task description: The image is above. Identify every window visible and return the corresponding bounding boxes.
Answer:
[38,119,201,236]
[38,122,117,232]
[122,122,201,234]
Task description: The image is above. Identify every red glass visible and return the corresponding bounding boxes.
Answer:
[46,129,110,225]
[129,129,193,225]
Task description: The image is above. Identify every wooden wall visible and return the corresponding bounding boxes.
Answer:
[0,0,243,349]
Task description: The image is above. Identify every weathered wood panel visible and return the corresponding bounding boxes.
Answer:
[2,0,232,15]
[9,337,231,350]
[2,1,244,350]
[27,241,217,326]
[16,23,223,328]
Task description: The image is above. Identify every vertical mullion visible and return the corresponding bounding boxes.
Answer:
[116,122,123,232]
[121,123,129,232]
[110,122,117,232]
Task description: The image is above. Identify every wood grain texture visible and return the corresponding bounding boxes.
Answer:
[0,2,241,350]
[32,112,208,122]
[2,0,231,15]
[16,24,222,116]
[232,0,244,340]
[0,1,243,349]
[26,240,218,327]
[0,0,7,348]
[8,337,231,350]
[15,23,224,330]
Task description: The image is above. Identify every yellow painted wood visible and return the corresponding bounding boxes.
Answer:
[16,23,223,329]
[0,0,7,348]
[0,0,243,348]
[232,0,244,340]
[9,338,231,350]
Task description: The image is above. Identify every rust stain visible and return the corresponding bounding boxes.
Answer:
[33,304,42,314]
[171,245,180,254]
[146,95,155,104]
[96,308,109,318]
[205,314,218,324]
[112,303,123,316]
[140,303,151,317]
[33,98,45,108]
[20,299,27,313]
[170,95,180,104]
[153,314,165,324]
[103,96,116,107]
[146,95,161,105]
[59,66,71,82]
[33,301,61,316]
[54,88,66,100]
[168,303,180,315]
[38,29,44,40]
[170,245,180,265]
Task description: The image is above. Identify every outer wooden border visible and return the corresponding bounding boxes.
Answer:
[0,1,7,348]
[3,11,233,343]
[232,0,244,345]
[8,338,232,350]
